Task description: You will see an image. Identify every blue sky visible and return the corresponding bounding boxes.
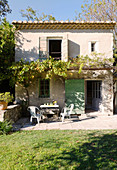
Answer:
[6,0,84,23]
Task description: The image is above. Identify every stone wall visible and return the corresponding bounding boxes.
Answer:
[0,105,22,122]
[67,70,114,115]
[15,75,65,111]
[15,70,114,116]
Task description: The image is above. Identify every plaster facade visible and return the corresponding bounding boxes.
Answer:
[16,29,113,62]
[15,26,114,115]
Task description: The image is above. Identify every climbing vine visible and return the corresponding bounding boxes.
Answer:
[10,53,114,86]
[70,53,114,72]
[9,53,114,104]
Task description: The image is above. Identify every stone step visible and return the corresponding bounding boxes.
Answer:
[0,115,4,119]
[0,111,4,117]
[0,118,4,122]
[0,110,6,122]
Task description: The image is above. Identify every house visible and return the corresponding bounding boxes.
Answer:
[12,20,116,116]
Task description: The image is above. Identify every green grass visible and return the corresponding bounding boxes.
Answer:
[0,130,117,169]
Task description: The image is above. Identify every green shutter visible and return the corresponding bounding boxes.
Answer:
[65,79,85,114]
[39,37,48,61]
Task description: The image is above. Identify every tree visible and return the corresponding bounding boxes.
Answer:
[0,18,15,92]
[75,0,117,47]
[20,6,56,21]
[0,0,11,20]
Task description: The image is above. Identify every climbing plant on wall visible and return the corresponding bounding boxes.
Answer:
[9,59,40,104]
[9,54,114,104]
[70,53,114,72]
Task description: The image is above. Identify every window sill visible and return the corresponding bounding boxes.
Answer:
[39,96,50,99]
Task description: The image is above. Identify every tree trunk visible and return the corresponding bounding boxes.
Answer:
[113,91,117,114]
[25,88,29,106]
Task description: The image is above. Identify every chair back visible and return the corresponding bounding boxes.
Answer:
[27,106,39,117]
[64,107,67,114]
[61,107,67,114]
[69,104,74,114]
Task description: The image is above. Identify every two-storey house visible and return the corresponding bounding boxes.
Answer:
[13,20,116,116]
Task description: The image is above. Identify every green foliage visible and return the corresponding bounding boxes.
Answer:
[114,48,117,65]
[70,53,114,69]
[10,58,71,88]
[78,63,84,73]
[0,0,11,20]
[0,18,15,85]
[10,54,113,88]
[40,57,71,79]
[0,92,13,103]
[20,6,56,21]
[10,59,39,88]
[9,54,113,104]
[0,120,12,135]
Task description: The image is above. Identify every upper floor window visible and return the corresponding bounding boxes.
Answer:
[89,41,98,53]
[91,42,96,52]
[49,40,62,60]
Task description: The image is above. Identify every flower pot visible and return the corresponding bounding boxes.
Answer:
[0,101,8,110]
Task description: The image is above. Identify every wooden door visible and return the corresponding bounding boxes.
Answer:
[65,79,85,114]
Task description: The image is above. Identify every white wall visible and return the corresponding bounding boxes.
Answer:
[15,29,113,62]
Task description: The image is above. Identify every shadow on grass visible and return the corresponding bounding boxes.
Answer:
[32,131,117,169]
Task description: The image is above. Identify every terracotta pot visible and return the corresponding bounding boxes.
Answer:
[0,101,8,110]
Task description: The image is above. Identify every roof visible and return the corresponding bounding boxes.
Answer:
[12,20,116,30]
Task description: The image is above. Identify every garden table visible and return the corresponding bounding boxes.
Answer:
[40,105,60,117]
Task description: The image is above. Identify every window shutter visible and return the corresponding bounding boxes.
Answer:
[65,79,85,114]
[62,34,68,62]
[39,36,47,61]
[95,41,98,52]
[88,41,91,53]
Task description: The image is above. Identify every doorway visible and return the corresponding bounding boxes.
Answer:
[86,80,102,111]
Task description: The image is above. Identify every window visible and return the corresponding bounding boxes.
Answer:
[89,41,98,53]
[49,40,62,60]
[91,42,96,52]
[92,81,102,99]
[39,79,50,98]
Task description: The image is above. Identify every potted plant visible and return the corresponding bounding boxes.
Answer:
[0,92,13,110]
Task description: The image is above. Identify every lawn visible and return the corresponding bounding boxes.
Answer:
[0,130,117,169]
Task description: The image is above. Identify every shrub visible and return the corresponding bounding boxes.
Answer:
[0,92,13,103]
[0,121,12,135]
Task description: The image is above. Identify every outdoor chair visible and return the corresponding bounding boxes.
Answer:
[60,104,74,122]
[27,106,43,124]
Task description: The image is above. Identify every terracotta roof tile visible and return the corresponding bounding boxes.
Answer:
[12,20,116,30]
